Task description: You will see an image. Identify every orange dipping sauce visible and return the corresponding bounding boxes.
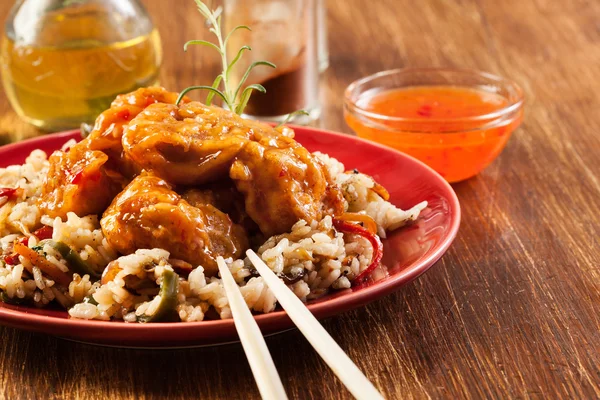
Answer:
[345,84,524,182]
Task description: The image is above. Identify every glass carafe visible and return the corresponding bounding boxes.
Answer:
[1,0,162,131]
[223,0,320,124]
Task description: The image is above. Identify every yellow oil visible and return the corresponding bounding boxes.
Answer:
[0,8,162,131]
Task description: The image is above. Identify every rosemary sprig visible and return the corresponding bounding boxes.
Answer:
[176,0,276,115]
[275,110,310,128]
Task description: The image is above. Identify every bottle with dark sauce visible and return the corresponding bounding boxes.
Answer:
[224,0,320,124]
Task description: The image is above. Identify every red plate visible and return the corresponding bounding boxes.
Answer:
[0,127,460,348]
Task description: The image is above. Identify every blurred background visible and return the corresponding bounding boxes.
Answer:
[2,0,579,144]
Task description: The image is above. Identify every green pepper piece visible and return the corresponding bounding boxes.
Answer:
[137,269,179,323]
[41,240,101,280]
[82,295,99,306]
[0,291,31,306]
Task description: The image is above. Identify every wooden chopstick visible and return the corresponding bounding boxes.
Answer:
[246,250,384,400]
[216,257,288,400]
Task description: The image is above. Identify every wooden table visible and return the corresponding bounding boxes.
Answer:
[1,0,599,398]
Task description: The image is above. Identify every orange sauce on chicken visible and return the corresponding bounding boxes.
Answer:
[345,86,523,182]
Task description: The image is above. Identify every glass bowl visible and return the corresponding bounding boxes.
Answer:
[344,68,524,182]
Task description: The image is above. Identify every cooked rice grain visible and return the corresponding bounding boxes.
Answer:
[2,147,426,323]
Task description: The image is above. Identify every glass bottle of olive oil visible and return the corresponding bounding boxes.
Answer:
[1,0,162,131]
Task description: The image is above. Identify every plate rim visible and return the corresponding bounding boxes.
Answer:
[0,126,461,346]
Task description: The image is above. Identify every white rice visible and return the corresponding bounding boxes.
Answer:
[52,212,117,271]
[0,146,427,322]
[0,149,48,237]
[315,151,428,238]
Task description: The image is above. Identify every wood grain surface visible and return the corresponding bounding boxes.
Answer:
[1,0,600,398]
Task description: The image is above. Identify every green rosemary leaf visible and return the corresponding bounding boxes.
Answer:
[176,85,228,106]
[227,46,251,79]
[194,0,213,18]
[224,25,251,46]
[275,110,310,128]
[206,75,223,106]
[245,83,267,92]
[234,61,277,100]
[213,5,223,19]
[235,84,266,115]
[182,0,277,115]
[184,39,222,54]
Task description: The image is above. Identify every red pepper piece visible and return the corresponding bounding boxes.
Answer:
[4,253,20,265]
[4,235,31,263]
[33,226,53,240]
[117,109,131,121]
[70,169,102,185]
[333,218,383,285]
[70,169,84,184]
[0,188,18,199]
[417,104,433,117]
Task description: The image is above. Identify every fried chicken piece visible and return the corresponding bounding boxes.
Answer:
[39,87,185,218]
[122,101,293,185]
[86,87,187,178]
[86,87,185,154]
[39,141,125,219]
[100,173,248,275]
[181,182,259,233]
[229,137,345,237]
